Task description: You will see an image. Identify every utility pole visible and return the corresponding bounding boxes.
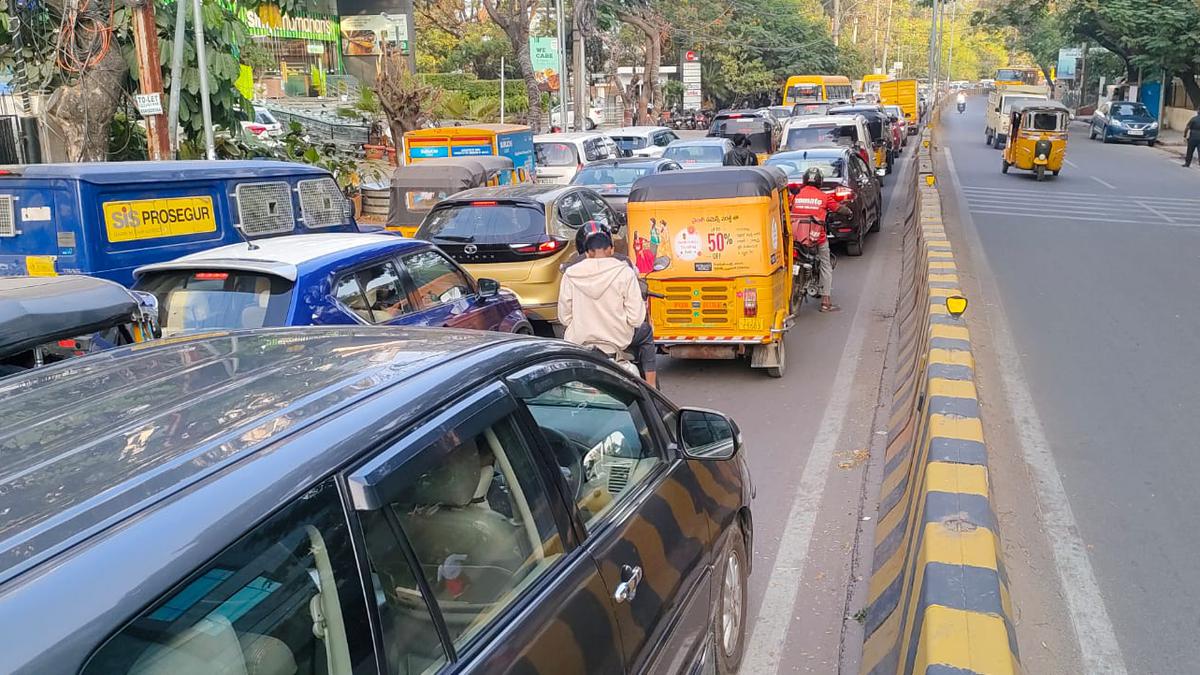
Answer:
[929,0,940,104]
[554,0,569,129]
[873,0,880,69]
[832,0,841,46]
[880,0,895,74]
[131,0,170,160]
[166,0,188,155]
[192,0,216,159]
[946,0,956,82]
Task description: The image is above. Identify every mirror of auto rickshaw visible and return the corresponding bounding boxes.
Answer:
[945,295,968,318]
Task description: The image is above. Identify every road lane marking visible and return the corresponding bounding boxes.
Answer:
[740,170,893,675]
[1137,200,1179,224]
[965,209,1200,227]
[1091,176,1117,190]
[944,147,1129,675]
[961,185,1200,204]
[1064,159,1079,168]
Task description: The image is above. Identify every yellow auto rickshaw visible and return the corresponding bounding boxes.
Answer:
[627,166,795,377]
[385,156,528,236]
[1001,101,1070,181]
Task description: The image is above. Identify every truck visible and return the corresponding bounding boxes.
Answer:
[986,84,1051,147]
[402,124,535,178]
[0,161,359,285]
[879,79,920,128]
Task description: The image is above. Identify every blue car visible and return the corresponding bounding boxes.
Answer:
[0,327,754,674]
[1090,100,1160,145]
[133,233,532,335]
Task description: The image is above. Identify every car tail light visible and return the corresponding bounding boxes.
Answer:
[833,186,854,201]
[193,272,229,281]
[57,339,78,350]
[858,148,870,164]
[471,201,498,206]
[246,124,267,134]
[743,288,758,317]
[510,237,567,255]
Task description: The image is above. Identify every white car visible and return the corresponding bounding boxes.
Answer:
[782,115,871,153]
[533,132,620,184]
[606,126,679,158]
[240,108,283,138]
[549,102,605,130]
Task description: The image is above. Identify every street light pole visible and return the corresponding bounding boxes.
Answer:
[555,0,569,130]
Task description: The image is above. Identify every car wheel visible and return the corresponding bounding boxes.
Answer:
[513,322,535,335]
[585,118,596,130]
[1102,128,1112,144]
[713,522,749,673]
[869,206,881,233]
[1036,165,1045,181]
[845,231,864,257]
[1147,140,1157,147]
[1052,169,1061,176]
[1089,125,1097,140]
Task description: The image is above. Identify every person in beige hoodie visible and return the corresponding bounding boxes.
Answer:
[558,224,656,387]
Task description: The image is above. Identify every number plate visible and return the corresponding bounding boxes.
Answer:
[1127,128,1143,136]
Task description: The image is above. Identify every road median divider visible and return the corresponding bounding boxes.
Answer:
[860,126,1020,675]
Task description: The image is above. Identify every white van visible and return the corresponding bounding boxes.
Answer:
[782,115,872,154]
[986,85,1050,147]
[532,132,620,184]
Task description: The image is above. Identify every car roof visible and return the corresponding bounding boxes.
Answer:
[0,327,595,672]
[768,148,852,161]
[785,115,864,127]
[668,137,732,146]
[606,126,670,135]
[0,160,329,184]
[630,166,787,202]
[582,157,676,168]
[534,132,608,142]
[440,183,572,205]
[714,109,764,117]
[133,233,420,281]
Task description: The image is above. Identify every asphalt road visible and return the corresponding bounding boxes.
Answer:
[660,130,915,672]
[938,98,1200,674]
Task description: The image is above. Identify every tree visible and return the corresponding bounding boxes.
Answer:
[973,0,1066,84]
[481,0,544,131]
[377,50,444,142]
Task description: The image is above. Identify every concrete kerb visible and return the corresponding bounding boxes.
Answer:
[860,126,1021,675]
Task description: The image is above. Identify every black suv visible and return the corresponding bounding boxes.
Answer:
[765,147,883,256]
[0,327,754,675]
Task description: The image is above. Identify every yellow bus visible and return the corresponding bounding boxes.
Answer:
[994,67,1042,87]
[860,73,890,94]
[782,75,854,106]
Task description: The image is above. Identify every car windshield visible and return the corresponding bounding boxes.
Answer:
[534,142,579,166]
[572,165,653,190]
[611,136,648,151]
[1112,103,1148,118]
[663,144,725,164]
[420,202,547,244]
[135,270,294,337]
[765,156,846,180]
[785,125,856,149]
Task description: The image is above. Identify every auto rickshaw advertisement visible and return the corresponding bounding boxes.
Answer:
[103,196,218,242]
[628,197,781,277]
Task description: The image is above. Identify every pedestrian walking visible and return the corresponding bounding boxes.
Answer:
[1185,107,1200,168]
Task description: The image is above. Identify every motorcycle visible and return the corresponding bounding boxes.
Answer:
[957,101,966,114]
[583,290,664,386]
[790,217,835,311]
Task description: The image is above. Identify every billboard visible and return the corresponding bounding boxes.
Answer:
[529,37,560,91]
[341,13,409,55]
[1057,47,1081,80]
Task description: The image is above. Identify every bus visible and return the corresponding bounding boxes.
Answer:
[994,67,1042,87]
[782,75,854,106]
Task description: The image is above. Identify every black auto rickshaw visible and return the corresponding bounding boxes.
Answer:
[385,156,528,236]
[708,111,781,164]
[0,275,159,377]
[829,104,894,176]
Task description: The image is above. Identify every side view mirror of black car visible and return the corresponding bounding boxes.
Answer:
[678,407,742,460]
[478,278,501,298]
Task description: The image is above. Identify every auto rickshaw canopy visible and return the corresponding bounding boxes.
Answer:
[387,156,518,229]
[0,276,144,359]
[629,165,788,202]
[1010,101,1071,132]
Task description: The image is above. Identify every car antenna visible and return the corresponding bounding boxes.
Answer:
[234,225,260,251]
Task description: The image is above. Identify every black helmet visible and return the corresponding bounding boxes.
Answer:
[575,220,614,253]
[802,167,824,186]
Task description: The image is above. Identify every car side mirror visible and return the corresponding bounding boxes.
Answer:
[678,407,742,460]
[478,278,501,298]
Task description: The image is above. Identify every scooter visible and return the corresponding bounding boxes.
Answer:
[957,101,966,114]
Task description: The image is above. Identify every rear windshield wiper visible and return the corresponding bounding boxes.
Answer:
[432,234,475,242]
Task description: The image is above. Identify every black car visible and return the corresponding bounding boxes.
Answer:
[828,104,897,170]
[0,327,754,675]
[570,156,683,215]
[765,147,883,256]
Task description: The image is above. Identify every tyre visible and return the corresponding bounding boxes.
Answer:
[845,231,864,257]
[1052,169,1060,176]
[513,323,535,335]
[1148,140,1157,147]
[585,118,597,130]
[765,340,786,378]
[713,522,749,673]
[1001,160,1009,174]
[986,130,993,146]
[869,208,881,233]
[1036,165,1045,181]
[1102,128,1112,144]
[1089,125,1097,140]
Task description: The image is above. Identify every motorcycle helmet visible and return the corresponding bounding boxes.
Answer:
[802,167,824,187]
[576,220,614,253]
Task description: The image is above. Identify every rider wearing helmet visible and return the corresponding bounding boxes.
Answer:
[790,166,852,312]
[559,222,658,387]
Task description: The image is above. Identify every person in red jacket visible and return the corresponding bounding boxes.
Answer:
[790,167,851,312]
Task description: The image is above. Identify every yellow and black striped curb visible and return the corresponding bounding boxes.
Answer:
[860,128,1021,675]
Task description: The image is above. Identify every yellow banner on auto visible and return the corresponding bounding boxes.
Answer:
[626,197,778,277]
[103,196,217,242]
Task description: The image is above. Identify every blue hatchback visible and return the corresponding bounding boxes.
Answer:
[133,233,531,335]
[1090,100,1160,145]
[0,327,754,674]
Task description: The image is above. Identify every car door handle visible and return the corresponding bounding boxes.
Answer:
[613,564,643,603]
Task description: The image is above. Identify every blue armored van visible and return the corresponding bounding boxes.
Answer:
[0,161,360,285]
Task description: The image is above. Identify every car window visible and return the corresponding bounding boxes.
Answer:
[338,261,412,324]
[420,202,548,245]
[557,192,588,227]
[535,142,579,167]
[359,415,563,653]
[399,250,473,309]
[522,377,661,529]
[136,270,294,337]
[579,191,612,227]
[82,480,377,675]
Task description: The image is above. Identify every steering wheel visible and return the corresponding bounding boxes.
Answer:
[541,427,587,500]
